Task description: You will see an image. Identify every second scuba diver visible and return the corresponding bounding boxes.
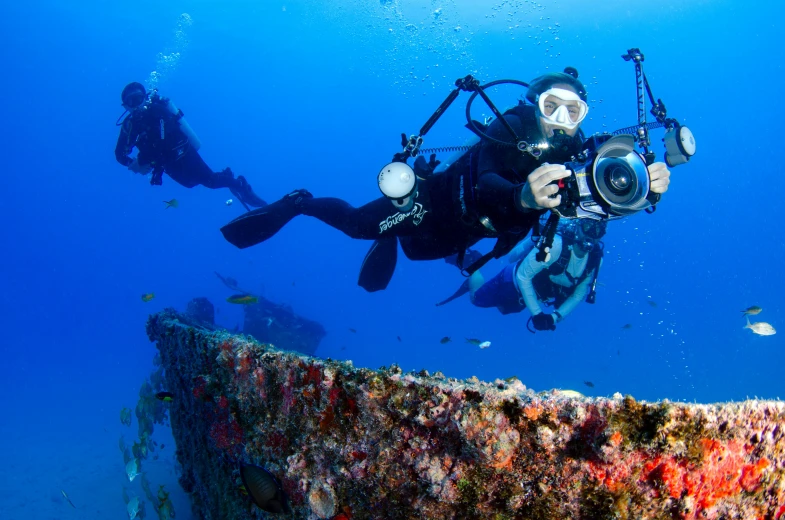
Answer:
[220,68,671,289]
[437,219,607,332]
[114,82,267,209]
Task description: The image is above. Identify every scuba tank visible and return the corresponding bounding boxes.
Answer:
[433,135,480,174]
[163,98,202,151]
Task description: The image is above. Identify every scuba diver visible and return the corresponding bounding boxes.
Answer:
[436,219,607,332]
[114,82,267,209]
[221,68,671,290]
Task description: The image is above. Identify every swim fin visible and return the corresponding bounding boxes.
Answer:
[358,237,398,292]
[221,189,311,249]
[435,278,471,307]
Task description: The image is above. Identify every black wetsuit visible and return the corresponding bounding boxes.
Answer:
[115,95,234,189]
[296,104,583,260]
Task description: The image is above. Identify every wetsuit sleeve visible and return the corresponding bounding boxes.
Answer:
[476,113,535,217]
[515,235,562,316]
[555,258,602,321]
[115,119,135,167]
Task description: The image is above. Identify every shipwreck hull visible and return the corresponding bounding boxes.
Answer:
[146,310,785,520]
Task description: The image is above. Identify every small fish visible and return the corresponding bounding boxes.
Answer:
[504,376,519,383]
[120,407,132,426]
[741,305,763,316]
[240,463,290,513]
[126,458,141,482]
[227,294,259,305]
[141,293,155,302]
[440,336,451,344]
[127,496,141,520]
[397,336,402,342]
[621,323,632,330]
[583,380,595,388]
[465,338,483,346]
[646,300,657,308]
[61,490,76,508]
[478,341,491,349]
[349,328,357,333]
[745,317,776,336]
[163,198,178,209]
[160,444,165,449]
[226,198,234,206]
[340,346,347,351]
[155,391,174,402]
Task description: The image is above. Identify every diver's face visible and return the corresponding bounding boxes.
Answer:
[541,96,583,122]
[537,84,587,137]
[123,91,146,112]
[573,240,590,257]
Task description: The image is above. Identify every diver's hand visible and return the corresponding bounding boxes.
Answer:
[128,157,152,174]
[532,313,557,331]
[520,163,571,210]
[649,162,670,194]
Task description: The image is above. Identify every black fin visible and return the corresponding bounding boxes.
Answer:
[358,237,398,292]
[435,279,471,307]
[221,199,300,249]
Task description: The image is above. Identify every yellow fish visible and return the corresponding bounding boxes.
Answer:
[226,294,258,305]
[141,293,155,302]
[741,305,762,316]
[163,199,179,209]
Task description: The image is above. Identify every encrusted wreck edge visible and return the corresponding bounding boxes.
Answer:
[147,310,785,520]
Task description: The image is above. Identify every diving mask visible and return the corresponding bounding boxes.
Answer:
[537,87,588,130]
[579,219,606,239]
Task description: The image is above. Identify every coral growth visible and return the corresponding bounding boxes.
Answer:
[146,310,785,520]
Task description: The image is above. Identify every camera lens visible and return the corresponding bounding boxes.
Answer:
[607,165,631,194]
[603,160,634,196]
[588,134,651,216]
[594,154,645,206]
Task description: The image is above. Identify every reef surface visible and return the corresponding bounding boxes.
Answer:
[146,310,785,520]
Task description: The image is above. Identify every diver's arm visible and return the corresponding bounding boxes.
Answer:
[115,122,135,167]
[476,115,570,213]
[515,236,562,316]
[476,113,536,216]
[477,173,535,215]
[554,272,592,321]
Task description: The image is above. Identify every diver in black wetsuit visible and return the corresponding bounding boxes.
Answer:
[114,82,266,208]
[221,69,671,288]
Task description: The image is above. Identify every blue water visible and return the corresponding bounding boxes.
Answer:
[1,0,782,518]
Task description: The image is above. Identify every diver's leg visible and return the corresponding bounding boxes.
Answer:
[470,264,525,314]
[222,184,432,249]
[221,189,313,249]
[225,171,267,208]
[468,271,485,299]
[164,147,207,188]
[167,149,267,207]
[299,196,425,240]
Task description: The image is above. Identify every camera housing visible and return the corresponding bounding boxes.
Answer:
[553,134,656,220]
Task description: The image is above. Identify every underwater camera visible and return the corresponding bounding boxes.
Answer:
[553,134,657,220]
